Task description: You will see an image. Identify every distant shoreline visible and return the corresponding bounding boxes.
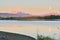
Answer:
[0,15,60,21]
[0,18,60,21]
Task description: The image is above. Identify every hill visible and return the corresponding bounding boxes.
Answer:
[0,13,32,17]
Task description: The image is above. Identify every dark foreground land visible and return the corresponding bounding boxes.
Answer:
[0,31,55,40]
[0,31,35,40]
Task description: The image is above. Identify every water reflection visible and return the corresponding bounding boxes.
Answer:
[0,24,37,38]
[0,25,60,39]
[0,20,60,39]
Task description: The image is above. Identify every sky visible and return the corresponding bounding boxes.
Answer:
[0,0,60,15]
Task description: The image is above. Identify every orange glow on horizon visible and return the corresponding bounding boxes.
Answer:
[11,10,17,13]
[0,9,60,16]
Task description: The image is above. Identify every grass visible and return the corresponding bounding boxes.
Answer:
[37,35,54,40]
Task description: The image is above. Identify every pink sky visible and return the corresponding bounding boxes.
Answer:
[0,0,60,16]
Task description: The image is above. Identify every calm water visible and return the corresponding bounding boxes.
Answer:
[0,20,60,40]
[0,20,60,26]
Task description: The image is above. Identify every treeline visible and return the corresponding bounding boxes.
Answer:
[38,15,60,19]
[0,15,60,20]
[0,17,28,20]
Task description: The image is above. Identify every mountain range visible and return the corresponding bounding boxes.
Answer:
[0,12,32,18]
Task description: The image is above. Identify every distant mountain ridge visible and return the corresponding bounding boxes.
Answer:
[0,13,32,17]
